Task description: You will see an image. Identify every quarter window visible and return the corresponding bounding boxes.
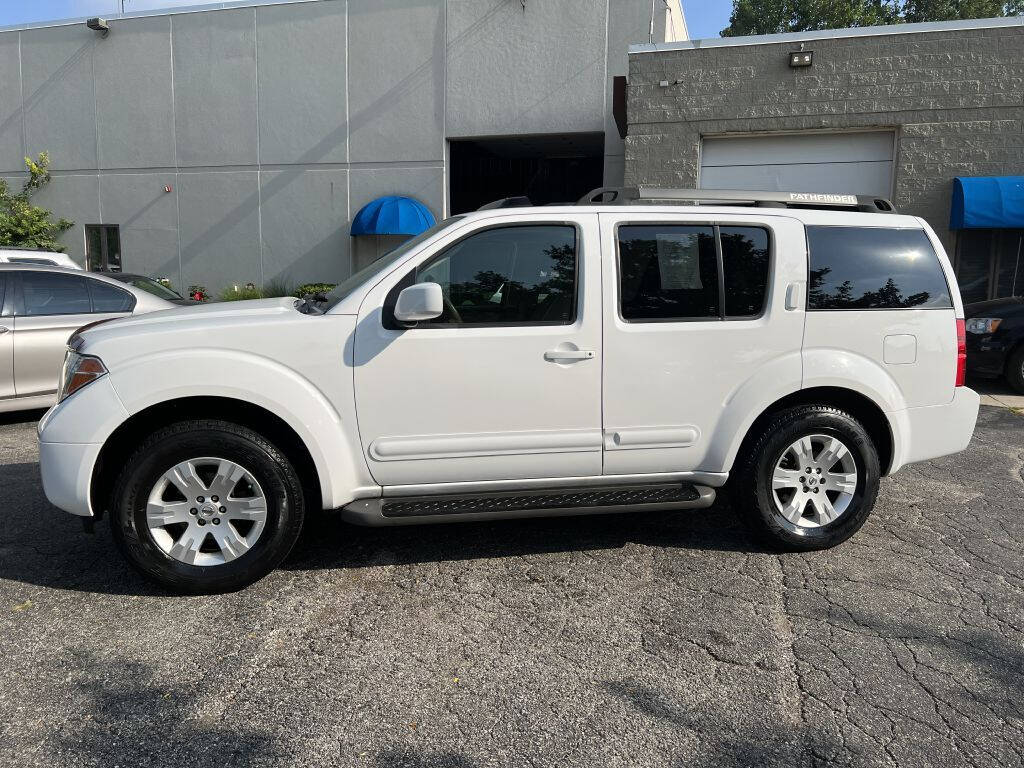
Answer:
[88,279,135,313]
[415,225,577,325]
[807,226,952,310]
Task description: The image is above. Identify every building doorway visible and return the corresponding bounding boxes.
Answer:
[448,133,604,214]
[955,229,1024,304]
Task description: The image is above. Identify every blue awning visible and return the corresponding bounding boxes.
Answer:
[350,195,436,236]
[951,176,1024,229]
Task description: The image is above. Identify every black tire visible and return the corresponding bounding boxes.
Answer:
[733,405,880,551]
[110,419,305,594]
[1006,345,1024,395]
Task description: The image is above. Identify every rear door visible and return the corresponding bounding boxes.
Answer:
[0,275,13,400]
[600,212,807,475]
[13,272,135,397]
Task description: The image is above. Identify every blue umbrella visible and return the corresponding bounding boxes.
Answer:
[350,195,436,236]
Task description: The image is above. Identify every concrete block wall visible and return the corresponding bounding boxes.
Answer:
[625,21,1024,252]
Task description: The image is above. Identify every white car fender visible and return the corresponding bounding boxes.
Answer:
[107,348,375,509]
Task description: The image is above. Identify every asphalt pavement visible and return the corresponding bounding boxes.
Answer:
[0,403,1022,767]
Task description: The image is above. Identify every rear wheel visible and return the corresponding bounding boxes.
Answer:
[1006,345,1024,394]
[735,405,880,550]
[110,420,305,594]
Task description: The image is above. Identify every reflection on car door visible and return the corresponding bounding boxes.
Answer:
[12,272,134,398]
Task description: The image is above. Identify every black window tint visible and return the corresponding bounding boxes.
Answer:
[807,226,952,310]
[0,274,6,310]
[417,225,577,325]
[721,226,770,316]
[9,257,58,265]
[618,225,718,320]
[88,280,135,313]
[21,272,92,316]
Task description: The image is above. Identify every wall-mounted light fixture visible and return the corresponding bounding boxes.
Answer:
[86,18,109,37]
[789,50,813,68]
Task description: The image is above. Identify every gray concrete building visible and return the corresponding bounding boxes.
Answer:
[626,16,1024,304]
[0,0,685,293]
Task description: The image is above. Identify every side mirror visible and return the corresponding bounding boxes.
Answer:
[394,282,443,324]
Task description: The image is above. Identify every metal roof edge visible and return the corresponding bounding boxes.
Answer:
[629,15,1024,55]
[0,0,338,35]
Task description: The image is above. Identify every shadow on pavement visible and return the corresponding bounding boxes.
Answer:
[52,651,285,767]
[0,455,764,596]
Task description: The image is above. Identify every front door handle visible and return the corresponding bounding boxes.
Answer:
[544,349,596,362]
[0,326,9,334]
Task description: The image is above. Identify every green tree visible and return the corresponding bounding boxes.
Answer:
[0,153,73,252]
[721,0,1021,36]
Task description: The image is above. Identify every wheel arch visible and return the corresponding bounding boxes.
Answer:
[91,396,325,518]
[731,387,896,476]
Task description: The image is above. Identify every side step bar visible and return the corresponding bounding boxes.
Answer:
[341,482,715,527]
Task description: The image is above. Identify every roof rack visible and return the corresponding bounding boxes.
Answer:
[477,196,533,210]
[578,186,896,213]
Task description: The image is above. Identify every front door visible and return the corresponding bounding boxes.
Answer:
[353,213,603,487]
[600,212,807,475]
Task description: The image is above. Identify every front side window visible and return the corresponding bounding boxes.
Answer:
[415,225,578,325]
[21,273,92,316]
[807,226,952,310]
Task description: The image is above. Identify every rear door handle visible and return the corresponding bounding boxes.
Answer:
[544,349,596,362]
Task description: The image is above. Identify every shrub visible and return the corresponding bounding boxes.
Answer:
[219,284,263,302]
[0,153,73,251]
[295,282,337,298]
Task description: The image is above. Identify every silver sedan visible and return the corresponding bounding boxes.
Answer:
[0,264,179,413]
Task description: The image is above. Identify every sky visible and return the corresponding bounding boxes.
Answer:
[3,0,735,38]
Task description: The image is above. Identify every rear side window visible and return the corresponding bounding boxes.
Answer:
[617,224,771,321]
[8,257,58,266]
[721,226,770,317]
[21,272,92,316]
[88,279,135,313]
[618,225,719,320]
[807,226,952,310]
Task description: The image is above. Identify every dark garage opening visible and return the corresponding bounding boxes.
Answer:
[449,133,605,214]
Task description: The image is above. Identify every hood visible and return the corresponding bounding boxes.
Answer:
[964,296,1024,318]
[80,297,300,342]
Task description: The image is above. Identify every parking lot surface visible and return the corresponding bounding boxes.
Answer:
[1,403,1022,768]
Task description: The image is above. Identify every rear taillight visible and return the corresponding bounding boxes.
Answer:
[955,318,966,387]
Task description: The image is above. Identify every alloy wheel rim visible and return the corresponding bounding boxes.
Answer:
[770,434,858,530]
[146,457,268,567]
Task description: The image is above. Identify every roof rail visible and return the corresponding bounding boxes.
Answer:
[477,196,533,210]
[577,186,897,213]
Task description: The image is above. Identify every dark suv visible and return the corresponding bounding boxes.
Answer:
[965,297,1024,392]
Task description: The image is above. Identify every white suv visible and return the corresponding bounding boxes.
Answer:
[37,188,980,594]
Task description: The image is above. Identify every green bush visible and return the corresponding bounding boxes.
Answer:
[262,278,295,298]
[219,283,264,302]
[295,282,337,297]
[0,153,73,251]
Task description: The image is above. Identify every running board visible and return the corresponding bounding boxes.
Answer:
[341,482,715,527]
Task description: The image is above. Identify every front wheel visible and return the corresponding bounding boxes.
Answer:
[110,420,306,594]
[734,405,880,550]
[1006,345,1024,395]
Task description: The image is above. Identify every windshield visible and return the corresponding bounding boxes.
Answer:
[324,217,465,311]
[128,277,185,300]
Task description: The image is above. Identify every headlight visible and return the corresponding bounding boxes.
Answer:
[965,317,1002,335]
[58,349,108,403]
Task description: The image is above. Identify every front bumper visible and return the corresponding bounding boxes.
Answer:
[37,376,129,518]
[893,387,980,471]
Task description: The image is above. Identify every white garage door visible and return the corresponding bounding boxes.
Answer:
[699,132,894,198]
